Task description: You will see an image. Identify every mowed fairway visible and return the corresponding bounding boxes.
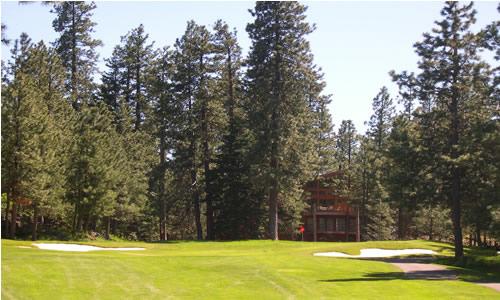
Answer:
[2,240,499,299]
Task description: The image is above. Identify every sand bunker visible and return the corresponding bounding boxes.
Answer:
[314,248,437,258]
[32,243,145,252]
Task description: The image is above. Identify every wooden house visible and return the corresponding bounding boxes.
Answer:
[301,171,360,242]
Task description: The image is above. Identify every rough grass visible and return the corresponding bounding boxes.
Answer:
[2,239,499,299]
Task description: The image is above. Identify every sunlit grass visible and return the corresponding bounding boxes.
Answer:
[2,239,499,299]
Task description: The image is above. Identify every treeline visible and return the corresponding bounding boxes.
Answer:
[2,2,333,242]
[1,2,498,259]
[344,2,499,259]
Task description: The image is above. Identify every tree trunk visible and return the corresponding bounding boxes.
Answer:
[190,131,202,240]
[9,201,18,239]
[267,15,281,242]
[203,137,213,240]
[83,213,90,232]
[268,178,279,241]
[134,63,141,131]
[31,203,38,241]
[356,205,360,242]
[158,136,167,241]
[111,219,116,235]
[71,2,78,110]
[192,170,203,241]
[105,217,111,240]
[398,204,404,240]
[268,130,279,241]
[159,195,166,241]
[429,204,434,241]
[199,54,214,241]
[4,194,10,235]
[450,29,464,260]
[187,70,202,241]
[77,214,83,232]
[72,203,78,233]
[268,105,279,241]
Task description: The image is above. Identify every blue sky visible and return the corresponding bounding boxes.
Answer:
[1,1,498,132]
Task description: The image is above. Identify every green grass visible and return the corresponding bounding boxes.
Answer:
[2,239,499,299]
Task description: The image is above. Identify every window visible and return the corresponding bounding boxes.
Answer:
[326,218,334,232]
[336,218,346,232]
[317,217,335,232]
[319,217,326,232]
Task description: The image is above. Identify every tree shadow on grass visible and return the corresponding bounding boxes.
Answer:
[319,269,457,283]
[149,240,182,244]
[320,254,499,284]
[319,272,405,282]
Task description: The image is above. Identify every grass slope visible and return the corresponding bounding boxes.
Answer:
[2,239,499,299]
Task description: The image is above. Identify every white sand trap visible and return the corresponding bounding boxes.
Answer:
[314,248,437,258]
[32,243,145,252]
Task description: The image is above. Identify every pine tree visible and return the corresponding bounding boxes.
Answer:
[361,87,396,240]
[410,2,492,259]
[148,46,177,240]
[2,33,33,238]
[100,45,125,125]
[66,104,127,234]
[1,36,71,239]
[336,120,357,172]
[172,21,216,240]
[246,2,326,239]
[51,1,102,109]
[385,116,419,239]
[312,95,336,176]
[112,106,156,239]
[366,87,395,150]
[210,20,263,239]
[120,24,155,131]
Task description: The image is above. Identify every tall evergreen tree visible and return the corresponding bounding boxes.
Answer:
[172,21,219,240]
[361,87,396,240]
[336,120,357,171]
[2,36,71,239]
[385,116,419,239]
[51,1,102,109]
[2,33,32,238]
[100,45,125,124]
[410,1,492,259]
[366,87,395,150]
[66,104,128,233]
[120,24,155,131]
[148,46,177,240]
[312,95,336,176]
[246,2,326,239]
[211,20,263,239]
